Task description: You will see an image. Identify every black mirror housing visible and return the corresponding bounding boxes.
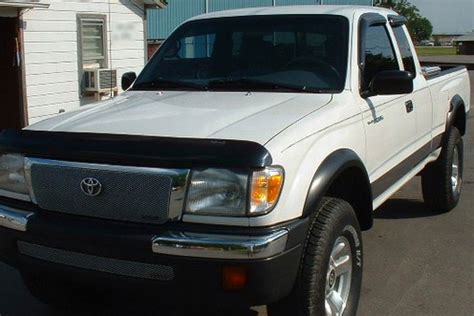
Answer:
[369,70,414,97]
[121,72,137,91]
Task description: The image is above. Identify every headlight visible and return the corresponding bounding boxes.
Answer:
[185,169,248,216]
[185,166,284,217]
[0,154,30,201]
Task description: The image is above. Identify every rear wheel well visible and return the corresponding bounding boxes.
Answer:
[325,167,373,231]
[449,95,466,136]
[453,105,466,136]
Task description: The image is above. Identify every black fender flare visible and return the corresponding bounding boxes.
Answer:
[302,149,373,230]
[446,94,467,136]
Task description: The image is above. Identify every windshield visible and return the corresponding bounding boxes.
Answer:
[134,15,349,93]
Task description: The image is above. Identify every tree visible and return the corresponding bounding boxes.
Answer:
[375,0,433,43]
[411,17,433,43]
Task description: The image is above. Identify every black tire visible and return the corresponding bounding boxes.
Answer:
[268,198,363,316]
[422,127,463,213]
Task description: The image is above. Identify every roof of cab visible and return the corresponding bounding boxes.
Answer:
[188,5,396,22]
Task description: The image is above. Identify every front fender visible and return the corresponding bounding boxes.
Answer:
[303,149,373,230]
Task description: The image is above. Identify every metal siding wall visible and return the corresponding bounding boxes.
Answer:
[324,0,372,5]
[276,0,321,5]
[147,0,205,40]
[208,0,273,12]
[147,0,374,40]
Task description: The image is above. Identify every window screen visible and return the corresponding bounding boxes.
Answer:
[80,18,106,68]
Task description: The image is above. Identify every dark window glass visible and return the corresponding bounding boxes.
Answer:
[363,25,399,90]
[135,15,349,93]
[174,34,216,59]
[392,26,417,77]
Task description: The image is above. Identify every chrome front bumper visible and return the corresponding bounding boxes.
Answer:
[152,229,289,260]
[0,206,289,260]
[0,205,34,232]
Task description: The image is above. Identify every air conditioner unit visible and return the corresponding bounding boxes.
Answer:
[84,69,117,92]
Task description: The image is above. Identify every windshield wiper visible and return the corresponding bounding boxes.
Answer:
[133,79,208,91]
[207,78,320,93]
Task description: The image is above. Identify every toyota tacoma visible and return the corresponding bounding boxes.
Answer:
[0,6,470,316]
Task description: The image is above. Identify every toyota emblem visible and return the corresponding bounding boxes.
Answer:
[80,178,102,197]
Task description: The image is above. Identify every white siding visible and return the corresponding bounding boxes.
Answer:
[22,0,146,124]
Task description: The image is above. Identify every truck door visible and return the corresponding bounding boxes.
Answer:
[358,20,417,198]
[390,21,433,152]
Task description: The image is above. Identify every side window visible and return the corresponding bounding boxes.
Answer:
[363,25,399,90]
[392,26,417,77]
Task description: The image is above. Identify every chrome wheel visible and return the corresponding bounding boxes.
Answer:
[451,145,461,194]
[325,236,352,316]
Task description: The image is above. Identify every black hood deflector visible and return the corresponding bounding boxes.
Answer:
[0,129,272,169]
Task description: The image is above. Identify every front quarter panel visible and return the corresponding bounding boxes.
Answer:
[250,93,366,227]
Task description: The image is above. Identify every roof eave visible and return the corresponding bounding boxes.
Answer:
[141,0,167,8]
[0,1,49,8]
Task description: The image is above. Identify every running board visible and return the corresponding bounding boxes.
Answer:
[372,148,441,210]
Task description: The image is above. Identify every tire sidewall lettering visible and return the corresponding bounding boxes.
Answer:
[343,224,362,268]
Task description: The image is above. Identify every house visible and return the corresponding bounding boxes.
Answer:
[432,34,462,46]
[454,32,474,55]
[146,0,375,57]
[0,0,165,129]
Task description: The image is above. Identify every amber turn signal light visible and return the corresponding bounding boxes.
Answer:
[250,166,284,215]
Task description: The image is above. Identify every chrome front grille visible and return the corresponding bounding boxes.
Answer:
[26,158,189,224]
[18,241,174,281]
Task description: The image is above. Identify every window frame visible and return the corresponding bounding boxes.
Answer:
[77,14,108,95]
[358,13,401,96]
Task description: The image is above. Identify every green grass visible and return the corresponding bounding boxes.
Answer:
[416,46,457,56]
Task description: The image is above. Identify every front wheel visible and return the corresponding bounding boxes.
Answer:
[268,198,363,316]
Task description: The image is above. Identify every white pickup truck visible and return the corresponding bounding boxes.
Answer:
[0,5,470,316]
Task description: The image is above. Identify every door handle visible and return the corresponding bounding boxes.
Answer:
[405,100,414,113]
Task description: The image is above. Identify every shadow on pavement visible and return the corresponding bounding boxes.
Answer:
[374,198,445,219]
[43,305,259,316]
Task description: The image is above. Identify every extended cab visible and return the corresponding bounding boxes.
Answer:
[0,6,470,315]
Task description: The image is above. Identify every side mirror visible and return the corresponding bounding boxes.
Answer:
[368,70,413,97]
[121,72,137,91]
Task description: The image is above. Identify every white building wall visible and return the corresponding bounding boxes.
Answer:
[22,0,146,124]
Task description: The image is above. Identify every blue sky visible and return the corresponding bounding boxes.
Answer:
[410,0,474,34]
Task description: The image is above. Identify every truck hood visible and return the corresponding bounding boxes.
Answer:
[28,91,332,145]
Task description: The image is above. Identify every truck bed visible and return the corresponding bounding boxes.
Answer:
[421,64,466,80]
